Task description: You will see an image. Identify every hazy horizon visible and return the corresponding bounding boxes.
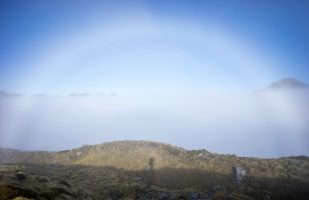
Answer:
[1,86,308,158]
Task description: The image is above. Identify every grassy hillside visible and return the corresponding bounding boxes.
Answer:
[0,141,309,199]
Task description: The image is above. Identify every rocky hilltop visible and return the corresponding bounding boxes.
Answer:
[0,141,309,200]
[268,78,308,90]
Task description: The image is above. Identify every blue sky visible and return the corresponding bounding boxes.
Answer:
[1,0,309,94]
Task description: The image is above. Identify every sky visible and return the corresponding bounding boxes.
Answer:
[0,0,309,94]
[0,0,309,157]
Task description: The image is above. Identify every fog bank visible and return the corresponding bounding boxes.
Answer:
[0,90,308,158]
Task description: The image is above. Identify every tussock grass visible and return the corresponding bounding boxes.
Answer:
[0,141,308,199]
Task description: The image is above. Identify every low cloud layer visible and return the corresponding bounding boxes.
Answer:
[0,89,308,158]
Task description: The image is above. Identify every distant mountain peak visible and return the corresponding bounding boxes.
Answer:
[0,90,22,97]
[0,90,8,95]
[269,78,308,90]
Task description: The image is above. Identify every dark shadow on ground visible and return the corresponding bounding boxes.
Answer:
[0,163,308,200]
